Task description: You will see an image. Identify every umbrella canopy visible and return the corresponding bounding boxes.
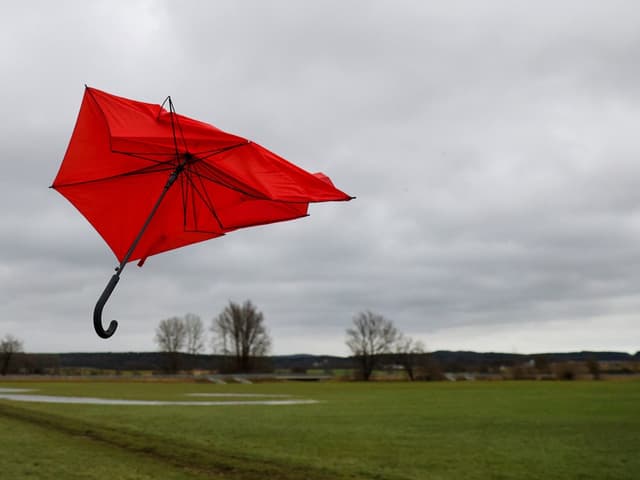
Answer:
[51,87,352,338]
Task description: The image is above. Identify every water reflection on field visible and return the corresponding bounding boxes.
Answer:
[0,388,318,406]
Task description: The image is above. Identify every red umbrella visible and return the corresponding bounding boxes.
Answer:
[52,87,352,338]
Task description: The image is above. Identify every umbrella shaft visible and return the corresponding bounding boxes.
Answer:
[94,163,183,339]
[116,165,183,275]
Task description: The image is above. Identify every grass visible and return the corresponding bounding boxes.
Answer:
[1,379,639,479]
[0,414,213,480]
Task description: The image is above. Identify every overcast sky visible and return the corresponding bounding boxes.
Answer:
[2,1,640,355]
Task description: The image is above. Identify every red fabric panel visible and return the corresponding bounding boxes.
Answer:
[52,87,351,263]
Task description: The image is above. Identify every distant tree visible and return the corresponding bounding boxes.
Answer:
[532,355,551,375]
[587,357,601,380]
[552,361,581,380]
[154,317,186,373]
[184,313,206,355]
[1,334,24,375]
[155,317,187,352]
[394,335,425,381]
[211,300,271,372]
[346,311,399,381]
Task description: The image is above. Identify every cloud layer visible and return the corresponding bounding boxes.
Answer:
[2,1,640,355]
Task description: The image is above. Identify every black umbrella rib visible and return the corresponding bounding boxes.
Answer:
[192,150,316,205]
[157,96,170,119]
[178,167,189,229]
[109,140,248,166]
[111,140,250,169]
[54,143,249,189]
[183,168,200,232]
[53,160,177,188]
[166,97,197,229]
[191,161,267,200]
[194,141,250,161]
[110,138,248,165]
[184,167,225,230]
[190,161,321,205]
[179,169,214,234]
[182,166,226,231]
[167,97,190,157]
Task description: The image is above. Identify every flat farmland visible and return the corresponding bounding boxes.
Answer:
[0,380,638,479]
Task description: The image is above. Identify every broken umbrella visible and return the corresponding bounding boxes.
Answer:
[51,87,352,338]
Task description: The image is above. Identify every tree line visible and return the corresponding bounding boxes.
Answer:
[1,302,427,379]
[3,322,639,378]
[8,300,634,378]
[155,300,425,379]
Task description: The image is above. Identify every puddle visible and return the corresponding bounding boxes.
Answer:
[186,393,292,398]
[0,392,317,406]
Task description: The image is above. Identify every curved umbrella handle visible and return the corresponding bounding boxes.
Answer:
[93,274,120,338]
[90,163,185,339]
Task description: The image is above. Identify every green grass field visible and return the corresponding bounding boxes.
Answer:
[1,379,639,479]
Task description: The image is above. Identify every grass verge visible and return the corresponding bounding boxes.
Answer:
[1,380,639,479]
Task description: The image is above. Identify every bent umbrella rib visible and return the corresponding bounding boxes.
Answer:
[182,166,225,231]
[51,161,177,188]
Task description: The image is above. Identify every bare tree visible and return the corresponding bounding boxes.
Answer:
[211,300,271,372]
[154,317,186,372]
[346,311,399,381]
[394,335,425,381]
[184,313,205,355]
[1,334,24,375]
[155,317,187,352]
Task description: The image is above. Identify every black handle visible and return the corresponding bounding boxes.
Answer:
[93,274,120,338]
